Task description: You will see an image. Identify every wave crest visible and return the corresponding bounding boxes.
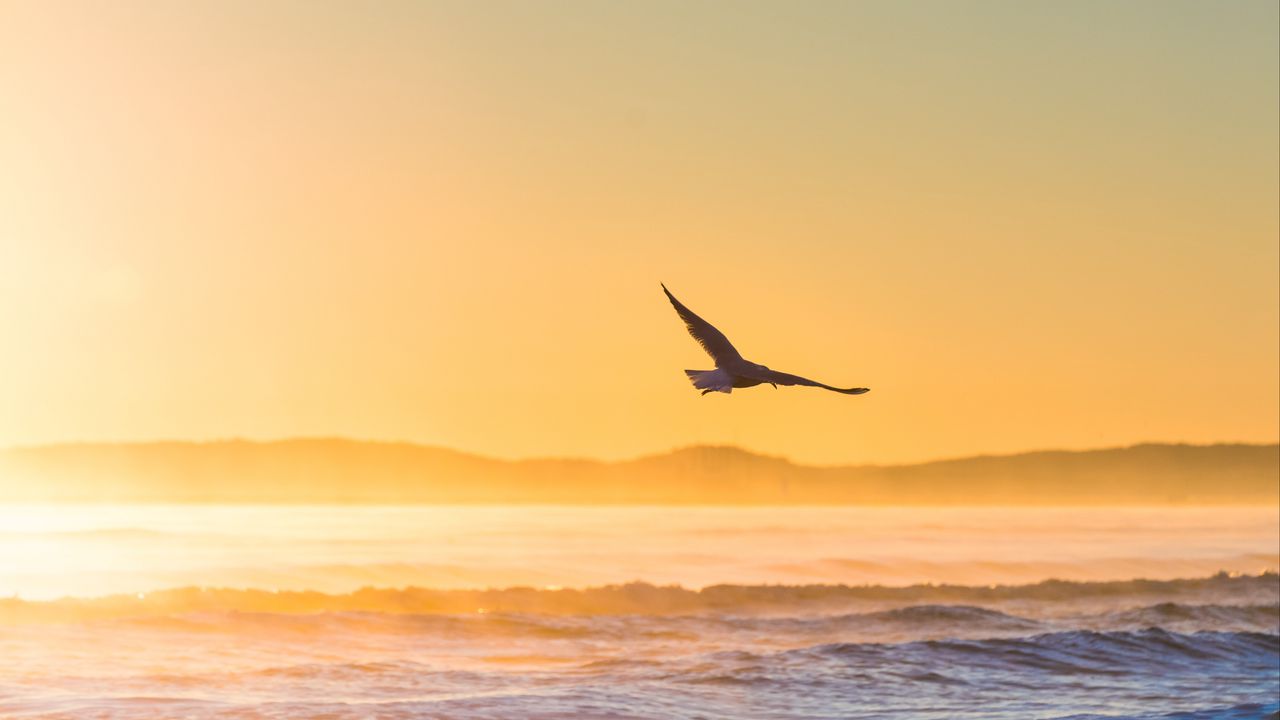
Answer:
[1,572,1275,625]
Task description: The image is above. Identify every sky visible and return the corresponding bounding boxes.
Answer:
[0,0,1276,465]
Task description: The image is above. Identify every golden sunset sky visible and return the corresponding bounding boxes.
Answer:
[1,1,1276,464]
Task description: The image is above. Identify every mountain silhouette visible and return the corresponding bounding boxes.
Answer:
[0,439,1274,505]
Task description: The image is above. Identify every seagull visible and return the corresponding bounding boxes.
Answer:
[662,284,870,396]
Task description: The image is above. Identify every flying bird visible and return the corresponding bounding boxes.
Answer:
[662,284,870,396]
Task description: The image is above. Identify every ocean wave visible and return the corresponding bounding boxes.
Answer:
[123,605,1048,642]
[798,629,1280,673]
[45,630,1277,688]
[2,602,1274,656]
[1098,603,1280,633]
[4,626,1274,720]
[869,602,1043,625]
[2,571,1274,624]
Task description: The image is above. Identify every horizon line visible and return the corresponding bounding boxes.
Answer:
[4,435,1276,470]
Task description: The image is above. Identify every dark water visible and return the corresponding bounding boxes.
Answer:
[1,575,1276,719]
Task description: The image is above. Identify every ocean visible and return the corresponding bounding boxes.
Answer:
[0,506,1275,719]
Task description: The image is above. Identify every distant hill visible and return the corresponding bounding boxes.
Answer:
[0,440,1275,505]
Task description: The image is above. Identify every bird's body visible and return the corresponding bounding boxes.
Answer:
[662,284,869,396]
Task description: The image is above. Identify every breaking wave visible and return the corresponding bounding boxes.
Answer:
[1,573,1274,720]
[4,571,1275,623]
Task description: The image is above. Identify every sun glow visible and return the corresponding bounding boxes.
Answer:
[1,1,1276,465]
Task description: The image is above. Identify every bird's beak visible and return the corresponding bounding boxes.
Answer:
[770,383,777,389]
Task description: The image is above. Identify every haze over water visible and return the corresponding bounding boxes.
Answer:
[1,505,1276,601]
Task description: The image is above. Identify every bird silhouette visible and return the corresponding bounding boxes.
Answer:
[662,284,870,396]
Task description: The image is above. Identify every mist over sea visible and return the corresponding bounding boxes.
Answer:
[0,506,1276,719]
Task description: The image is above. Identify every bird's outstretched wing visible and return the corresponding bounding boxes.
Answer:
[661,284,742,365]
[737,367,869,395]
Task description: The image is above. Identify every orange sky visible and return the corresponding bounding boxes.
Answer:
[1,1,1276,464]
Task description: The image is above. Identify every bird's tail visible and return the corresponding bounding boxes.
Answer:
[685,369,732,395]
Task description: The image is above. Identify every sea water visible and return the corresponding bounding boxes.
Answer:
[0,506,1275,719]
